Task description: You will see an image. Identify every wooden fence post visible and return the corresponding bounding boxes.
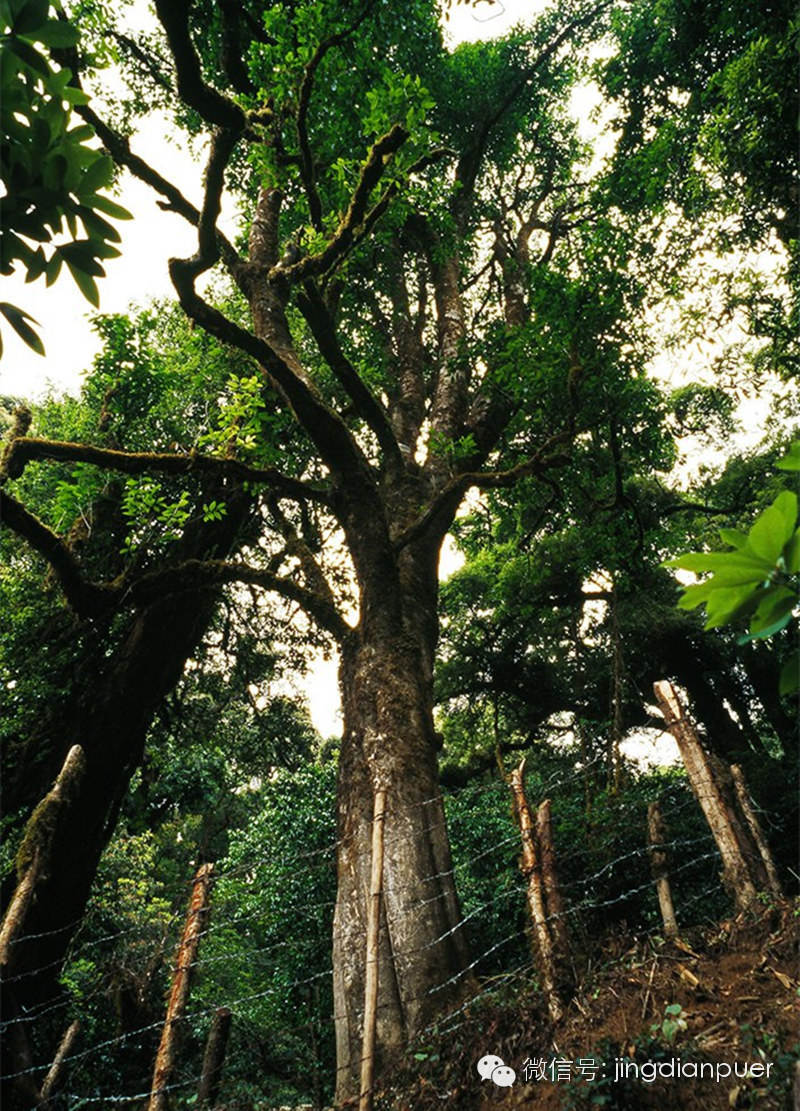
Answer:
[39,1019,81,1102]
[0,746,85,967]
[510,760,563,1023]
[653,681,763,911]
[647,801,678,939]
[359,788,387,1111]
[148,862,214,1111]
[535,799,569,962]
[730,764,782,900]
[197,1006,232,1108]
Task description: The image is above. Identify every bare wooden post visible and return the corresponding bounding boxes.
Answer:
[510,760,562,1023]
[653,681,758,911]
[197,1007,232,1108]
[0,850,39,968]
[359,788,387,1111]
[39,1019,81,1101]
[0,745,85,966]
[730,765,782,900]
[647,802,678,939]
[148,862,214,1111]
[535,799,569,960]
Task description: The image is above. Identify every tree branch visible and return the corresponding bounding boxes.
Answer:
[394,430,574,551]
[218,0,256,95]
[1,437,332,506]
[296,283,402,467]
[265,494,339,615]
[125,558,350,641]
[0,491,115,618]
[273,124,409,284]
[77,105,244,276]
[295,4,376,231]
[0,493,348,638]
[454,0,611,211]
[182,127,240,279]
[153,0,247,130]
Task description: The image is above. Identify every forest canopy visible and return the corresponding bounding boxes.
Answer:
[0,0,797,1108]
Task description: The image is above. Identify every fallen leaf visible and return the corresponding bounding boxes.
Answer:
[769,968,794,991]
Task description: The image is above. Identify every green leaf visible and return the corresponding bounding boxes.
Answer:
[59,240,105,276]
[703,585,763,628]
[79,155,113,195]
[88,193,132,220]
[5,38,48,75]
[676,580,716,610]
[62,83,90,106]
[776,442,800,472]
[783,528,800,574]
[719,528,749,549]
[44,251,62,285]
[32,18,79,47]
[12,0,48,34]
[64,260,99,305]
[77,206,121,243]
[748,586,796,636]
[0,300,45,354]
[664,550,772,584]
[747,494,797,563]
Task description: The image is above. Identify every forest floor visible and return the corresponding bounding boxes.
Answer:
[381,899,799,1111]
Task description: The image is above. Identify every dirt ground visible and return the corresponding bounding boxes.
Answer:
[383,900,799,1111]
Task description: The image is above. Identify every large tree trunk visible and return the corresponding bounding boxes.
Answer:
[332,596,471,1103]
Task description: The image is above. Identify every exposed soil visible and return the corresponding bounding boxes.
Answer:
[382,900,799,1111]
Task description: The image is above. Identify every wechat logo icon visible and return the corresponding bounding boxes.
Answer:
[477,1054,516,1087]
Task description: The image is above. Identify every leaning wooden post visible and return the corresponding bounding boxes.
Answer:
[647,801,679,939]
[0,745,85,967]
[730,765,782,900]
[510,760,562,1023]
[359,788,387,1111]
[148,862,214,1111]
[535,799,569,960]
[0,850,39,969]
[197,1007,232,1108]
[39,1019,81,1102]
[653,681,758,910]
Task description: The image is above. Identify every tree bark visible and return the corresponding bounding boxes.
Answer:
[198,1007,232,1108]
[333,624,471,1104]
[647,801,678,939]
[149,863,215,1111]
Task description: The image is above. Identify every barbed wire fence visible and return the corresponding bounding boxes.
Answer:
[0,728,791,1109]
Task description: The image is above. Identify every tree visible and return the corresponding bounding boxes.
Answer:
[0,0,620,1095]
[7,0,782,1100]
